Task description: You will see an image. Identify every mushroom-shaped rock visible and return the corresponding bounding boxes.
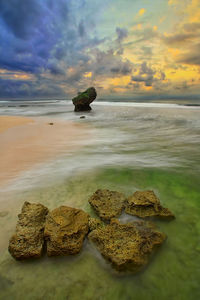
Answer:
[88,189,126,221]
[125,190,175,220]
[88,219,166,272]
[72,87,97,112]
[44,206,89,256]
[8,202,49,260]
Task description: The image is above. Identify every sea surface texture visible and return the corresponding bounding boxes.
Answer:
[0,100,200,300]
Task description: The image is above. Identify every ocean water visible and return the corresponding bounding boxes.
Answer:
[0,100,200,300]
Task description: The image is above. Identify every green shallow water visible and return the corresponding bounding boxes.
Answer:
[0,167,200,300]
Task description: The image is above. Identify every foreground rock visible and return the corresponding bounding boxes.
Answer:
[88,219,166,272]
[44,206,89,256]
[88,217,104,231]
[8,202,48,260]
[89,189,126,221]
[125,190,175,220]
[72,87,97,112]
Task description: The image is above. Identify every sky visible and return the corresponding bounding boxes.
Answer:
[0,0,200,100]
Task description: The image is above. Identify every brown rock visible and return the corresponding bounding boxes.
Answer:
[88,189,126,221]
[88,217,103,231]
[8,202,49,260]
[88,219,166,272]
[44,206,89,256]
[125,190,175,220]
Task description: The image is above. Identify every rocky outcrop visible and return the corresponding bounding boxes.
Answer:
[89,189,126,221]
[8,202,49,260]
[44,206,89,256]
[72,87,97,112]
[88,219,166,272]
[125,190,175,220]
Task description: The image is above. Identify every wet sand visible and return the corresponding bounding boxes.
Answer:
[0,115,34,133]
[0,116,89,187]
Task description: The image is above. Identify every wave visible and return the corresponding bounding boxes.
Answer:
[94,101,200,109]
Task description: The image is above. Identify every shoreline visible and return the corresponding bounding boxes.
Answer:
[0,115,89,187]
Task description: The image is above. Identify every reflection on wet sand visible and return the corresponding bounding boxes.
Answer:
[0,116,90,187]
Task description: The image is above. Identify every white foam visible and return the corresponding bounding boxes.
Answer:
[94,101,195,109]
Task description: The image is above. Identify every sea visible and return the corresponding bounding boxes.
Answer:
[0,99,200,300]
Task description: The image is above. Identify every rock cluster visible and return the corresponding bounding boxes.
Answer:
[89,189,174,221]
[9,204,89,260]
[8,188,174,274]
[72,87,97,112]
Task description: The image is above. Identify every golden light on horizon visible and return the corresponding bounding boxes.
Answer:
[84,72,93,78]
[138,8,146,16]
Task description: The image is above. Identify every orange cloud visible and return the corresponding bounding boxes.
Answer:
[138,8,146,16]
[84,72,92,78]
[104,76,131,88]
[187,0,200,22]
[0,69,34,81]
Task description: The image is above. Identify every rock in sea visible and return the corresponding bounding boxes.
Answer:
[88,219,166,272]
[8,202,49,260]
[72,87,97,112]
[44,206,89,256]
[89,189,126,221]
[125,190,175,220]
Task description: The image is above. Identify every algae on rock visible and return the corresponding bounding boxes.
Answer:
[72,87,97,112]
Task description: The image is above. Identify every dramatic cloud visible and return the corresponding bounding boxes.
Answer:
[0,0,199,99]
[177,43,200,65]
[131,62,157,87]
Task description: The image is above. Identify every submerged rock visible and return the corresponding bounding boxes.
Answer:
[8,202,49,260]
[125,190,175,220]
[72,87,97,112]
[0,274,14,290]
[44,206,89,256]
[89,189,126,221]
[88,219,166,272]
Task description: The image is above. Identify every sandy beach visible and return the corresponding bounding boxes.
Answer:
[0,115,88,187]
